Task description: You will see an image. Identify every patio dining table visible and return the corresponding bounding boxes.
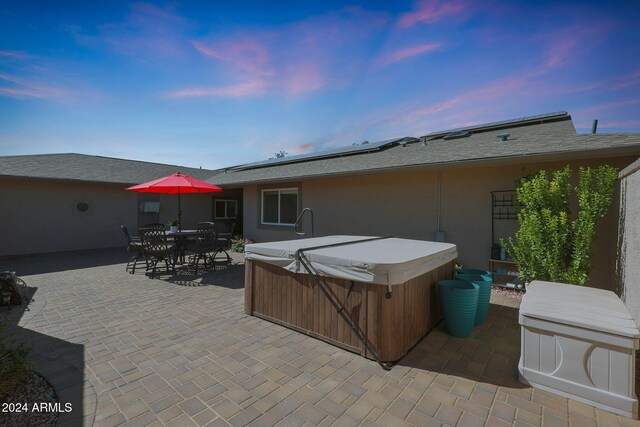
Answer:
[166,229,197,263]
[166,229,231,264]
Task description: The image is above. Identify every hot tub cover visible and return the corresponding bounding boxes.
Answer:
[245,235,457,286]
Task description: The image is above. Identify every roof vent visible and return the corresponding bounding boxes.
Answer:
[443,130,471,140]
[497,132,510,141]
[420,136,428,148]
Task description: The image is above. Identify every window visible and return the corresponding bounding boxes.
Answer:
[261,188,298,225]
[214,199,237,219]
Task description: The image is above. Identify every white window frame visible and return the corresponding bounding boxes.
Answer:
[214,199,237,219]
[261,188,298,225]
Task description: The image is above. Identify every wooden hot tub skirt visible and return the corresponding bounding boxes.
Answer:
[245,259,454,362]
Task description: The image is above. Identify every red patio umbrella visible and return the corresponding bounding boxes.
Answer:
[126,172,222,231]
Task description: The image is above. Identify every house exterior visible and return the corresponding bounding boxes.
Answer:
[2,112,639,292]
[0,154,232,256]
[210,112,640,291]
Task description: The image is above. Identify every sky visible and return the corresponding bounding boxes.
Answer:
[1,1,639,170]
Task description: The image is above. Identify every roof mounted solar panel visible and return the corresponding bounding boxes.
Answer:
[425,111,569,140]
[229,137,416,171]
[443,130,472,140]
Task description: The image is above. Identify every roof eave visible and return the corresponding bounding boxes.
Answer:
[0,175,141,186]
[211,145,640,186]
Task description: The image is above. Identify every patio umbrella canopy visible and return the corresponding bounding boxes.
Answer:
[126,172,222,231]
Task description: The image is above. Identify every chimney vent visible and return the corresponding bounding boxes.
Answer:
[592,119,598,134]
[497,132,510,141]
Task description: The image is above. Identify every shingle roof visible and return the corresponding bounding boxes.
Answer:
[3,113,639,188]
[0,153,220,185]
[210,114,640,186]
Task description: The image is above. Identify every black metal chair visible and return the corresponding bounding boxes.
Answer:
[184,222,218,274]
[121,225,145,274]
[144,223,166,230]
[212,222,235,265]
[146,222,178,244]
[139,227,178,279]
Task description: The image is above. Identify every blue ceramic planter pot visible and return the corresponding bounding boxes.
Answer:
[457,268,492,277]
[438,280,479,338]
[456,273,492,325]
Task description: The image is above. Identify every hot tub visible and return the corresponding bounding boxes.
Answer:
[244,236,457,363]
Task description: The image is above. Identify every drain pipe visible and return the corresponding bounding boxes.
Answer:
[435,170,445,242]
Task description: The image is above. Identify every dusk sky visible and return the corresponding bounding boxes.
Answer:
[1,1,639,169]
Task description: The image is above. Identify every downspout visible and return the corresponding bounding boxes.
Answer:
[435,170,445,242]
[437,170,441,231]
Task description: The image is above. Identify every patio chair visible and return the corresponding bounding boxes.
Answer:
[144,223,166,230]
[145,222,177,243]
[139,227,178,279]
[121,225,145,274]
[212,222,235,265]
[184,222,218,274]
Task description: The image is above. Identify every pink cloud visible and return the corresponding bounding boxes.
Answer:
[595,120,640,129]
[167,79,268,98]
[0,87,46,98]
[172,7,388,99]
[397,74,529,127]
[192,38,273,78]
[0,72,71,100]
[0,49,94,102]
[533,20,612,75]
[98,3,191,60]
[536,68,640,97]
[397,0,469,29]
[183,37,274,98]
[613,69,640,90]
[316,15,635,143]
[290,143,317,154]
[377,42,442,66]
[0,50,32,60]
[573,98,640,117]
[537,32,589,74]
[282,61,324,96]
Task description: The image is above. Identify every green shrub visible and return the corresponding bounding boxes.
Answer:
[502,165,618,285]
[231,235,253,253]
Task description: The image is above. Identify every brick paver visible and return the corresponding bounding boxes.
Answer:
[1,248,639,426]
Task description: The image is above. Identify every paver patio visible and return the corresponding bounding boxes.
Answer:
[1,248,638,427]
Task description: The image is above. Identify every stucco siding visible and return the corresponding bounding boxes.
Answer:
[618,158,640,327]
[438,159,622,290]
[304,170,439,240]
[157,193,213,230]
[0,178,213,256]
[1,179,137,256]
[241,156,635,291]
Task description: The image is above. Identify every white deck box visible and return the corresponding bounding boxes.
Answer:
[519,281,640,418]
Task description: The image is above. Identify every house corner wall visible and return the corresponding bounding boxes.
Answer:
[618,158,640,328]
[0,178,139,256]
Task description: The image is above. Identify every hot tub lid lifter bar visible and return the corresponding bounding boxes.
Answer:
[293,236,392,255]
[293,236,395,299]
[295,236,394,370]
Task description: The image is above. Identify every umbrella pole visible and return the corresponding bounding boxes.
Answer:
[178,188,182,232]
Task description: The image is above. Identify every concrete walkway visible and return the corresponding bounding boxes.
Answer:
[1,248,637,426]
